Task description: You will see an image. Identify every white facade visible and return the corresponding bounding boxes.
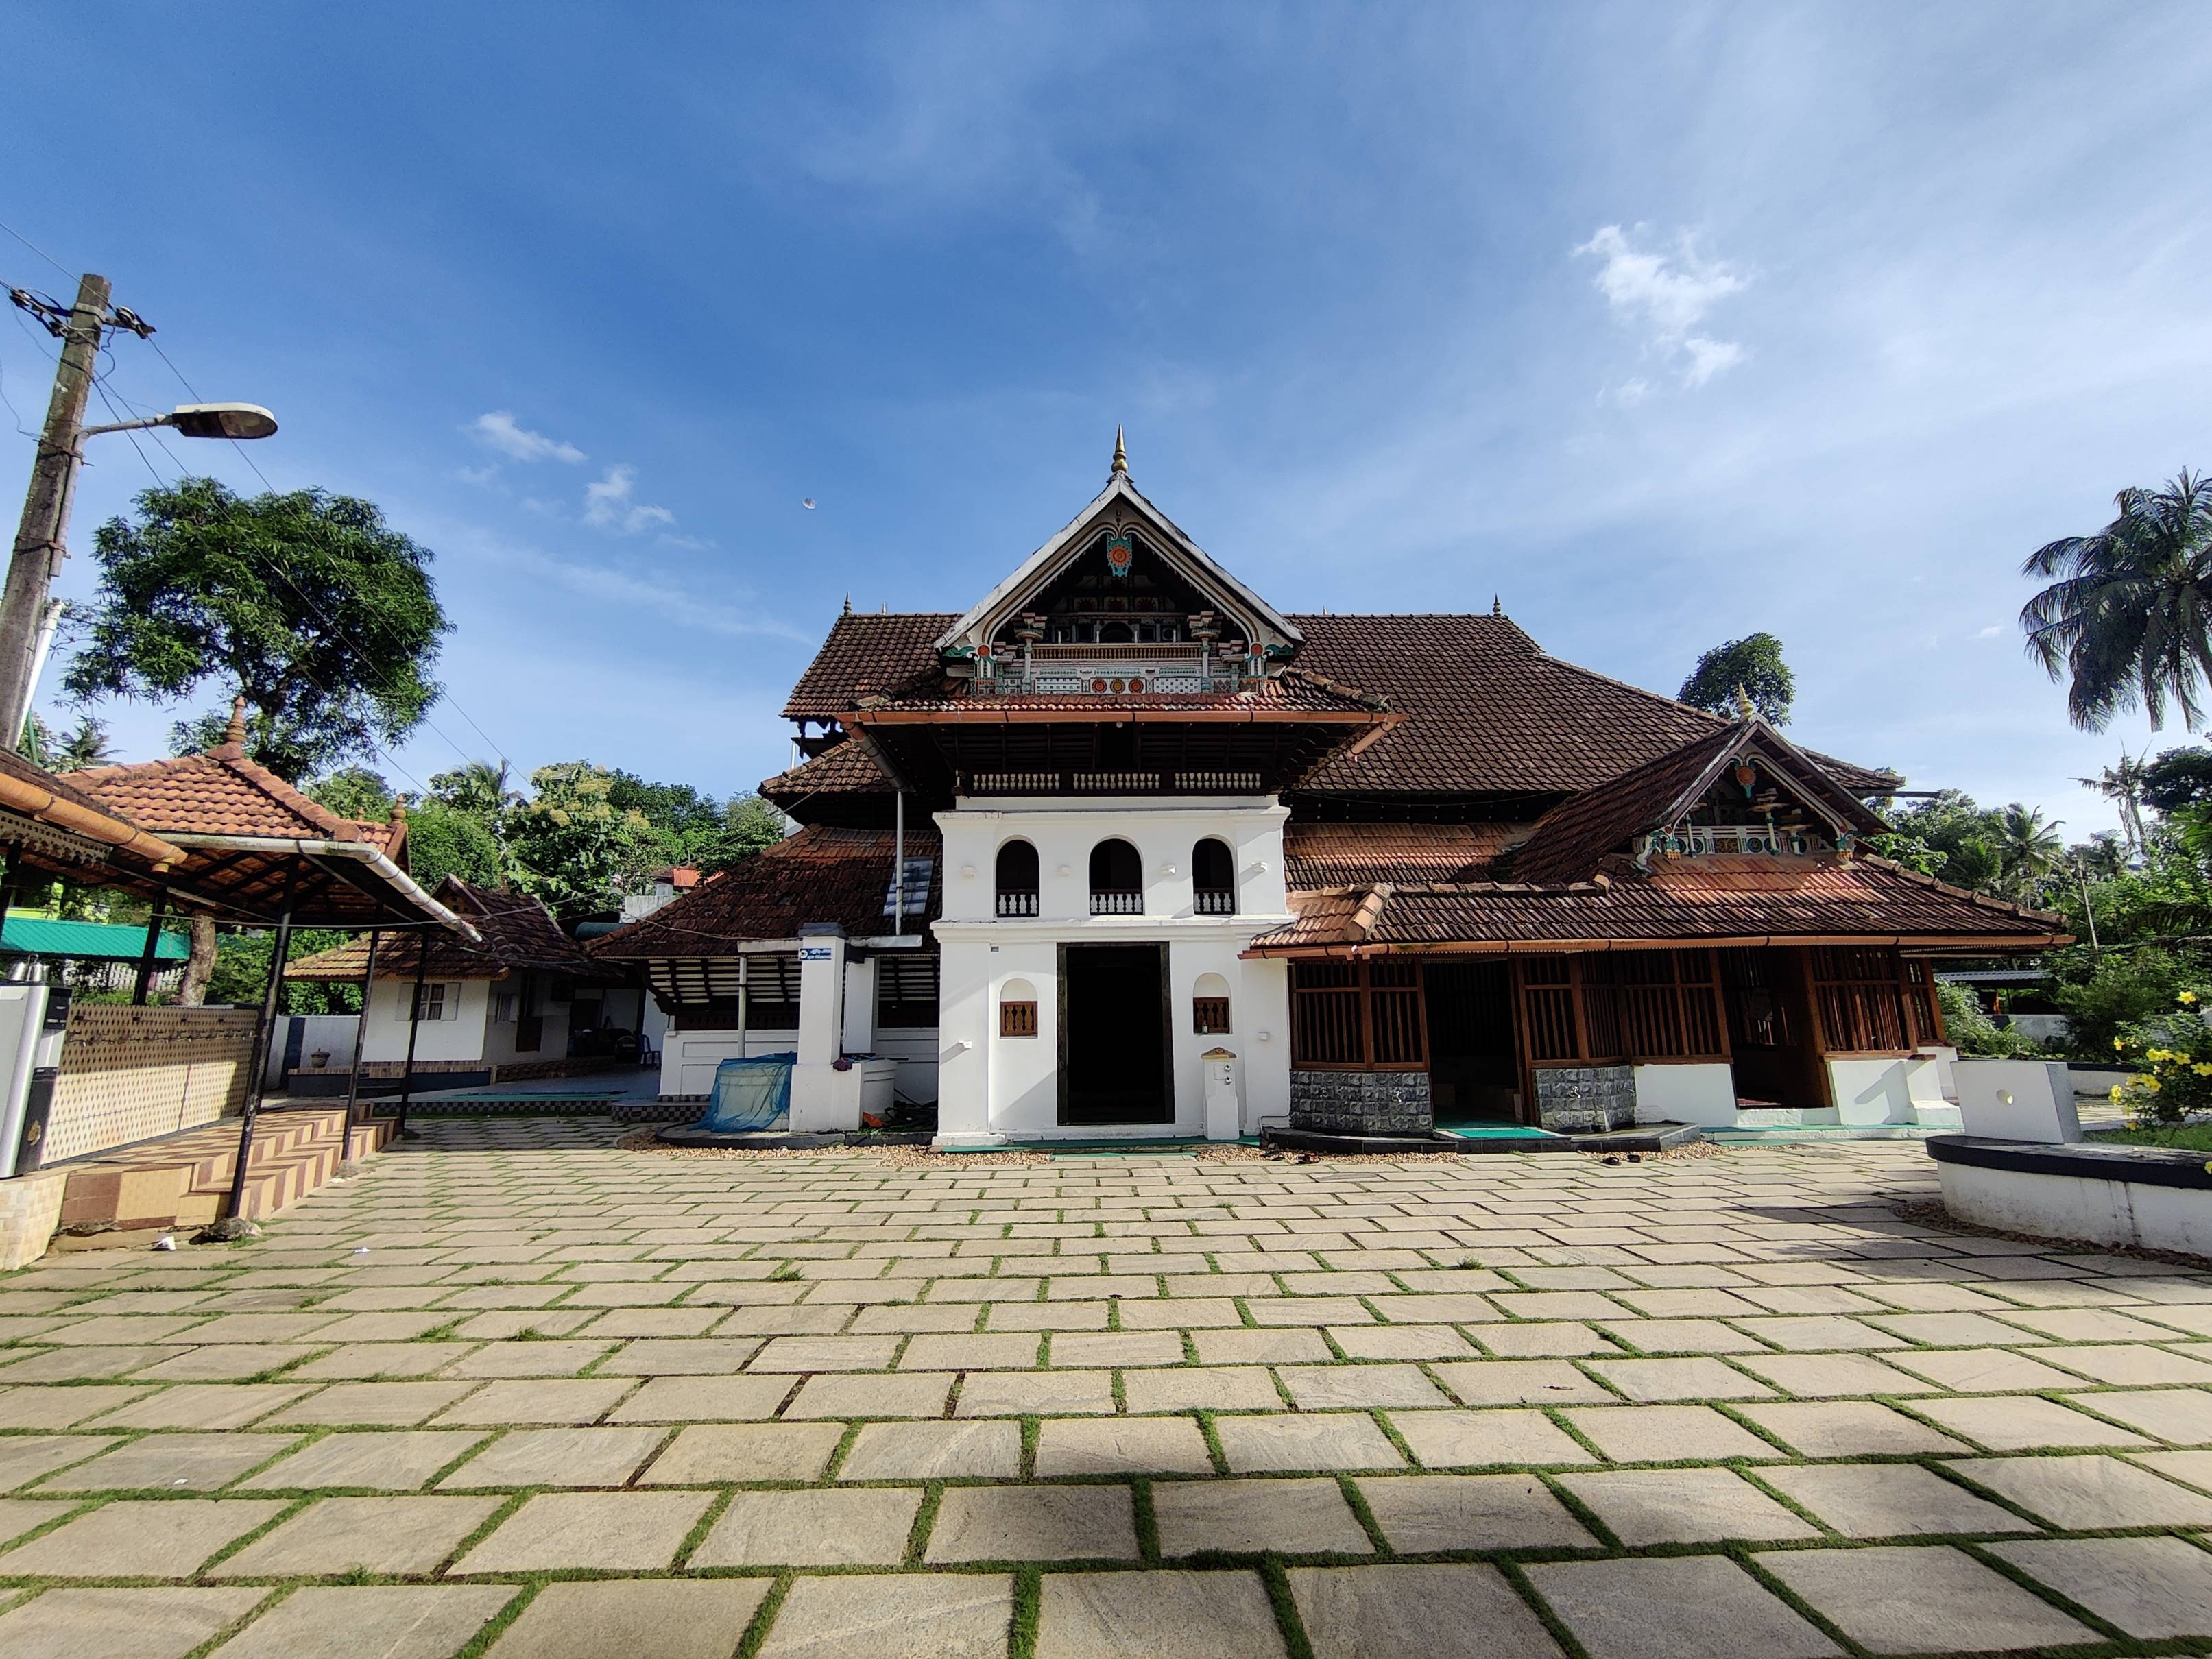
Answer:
[932,795,1293,1145]
[354,976,573,1069]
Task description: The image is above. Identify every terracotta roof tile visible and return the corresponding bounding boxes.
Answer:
[784,613,962,719]
[60,745,372,843]
[760,740,892,806]
[1250,855,2067,954]
[1282,823,1522,887]
[287,877,597,981]
[588,825,941,958]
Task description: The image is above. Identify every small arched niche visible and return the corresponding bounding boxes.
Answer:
[1192,971,1231,1035]
[1192,837,1236,914]
[999,977,1039,1039]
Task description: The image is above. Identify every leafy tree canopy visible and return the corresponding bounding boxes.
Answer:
[62,477,451,782]
[2020,470,2212,731]
[406,798,506,889]
[306,765,394,824]
[505,761,664,921]
[2141,744,2212,814]
[1679,633,1794,725]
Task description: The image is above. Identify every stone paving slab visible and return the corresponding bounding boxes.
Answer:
[1757,1543,2097,1654]
[10,1129,2212,1659]
[0,1586,269,1659]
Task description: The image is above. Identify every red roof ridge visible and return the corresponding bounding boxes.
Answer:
[1853,853,2068,924]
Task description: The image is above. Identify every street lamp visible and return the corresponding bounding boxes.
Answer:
[1,271,280,751]
[82,404,280,443]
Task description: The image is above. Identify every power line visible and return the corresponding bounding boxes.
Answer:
[0,221,72,280]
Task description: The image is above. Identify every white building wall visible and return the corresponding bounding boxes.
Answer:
[357,977,493,1065]
[933,796,1293,1143]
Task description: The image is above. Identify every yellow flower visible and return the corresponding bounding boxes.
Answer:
[2193,1064,2212,1077]
[2111,1085,2125,1100]
[2115,1037,2128,1050]
[2182,991,2199,1004]
[2144,1077,2162,1092]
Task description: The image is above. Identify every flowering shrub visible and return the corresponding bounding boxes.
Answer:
[2110,991,2212,1130]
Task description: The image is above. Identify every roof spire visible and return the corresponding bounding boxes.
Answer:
[222,696,247,747]
[1732,683,1755,721]
[1110,425,1127,478]
[842,593,852,616]
[1491,594,1502,616]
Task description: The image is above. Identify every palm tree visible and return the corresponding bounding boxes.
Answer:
[2021,470,2212,731]
[51,716,116,772]
[1995,803,2065,899]
[2078,751,2150,858]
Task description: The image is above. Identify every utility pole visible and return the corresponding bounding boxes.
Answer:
[1,275,112,752]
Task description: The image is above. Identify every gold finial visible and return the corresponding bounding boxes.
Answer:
[223,695,248,747]
[1111,425,1127,477]
[389,795,408,825]
[1732,683,1755,720]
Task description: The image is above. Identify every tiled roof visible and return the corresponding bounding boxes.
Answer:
[1282,823,1523,887]
[760,740,893,807]
[1511,720,1892,886]
[0,747,136,820]
[1248,854,2067,954]
[774,611,1895,799]
[847,672,1391,719]
[784,612,961,719]
[588,825,942,958]
[287,877,597,981]
[60,744,374,844]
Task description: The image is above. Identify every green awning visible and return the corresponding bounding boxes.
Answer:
[0,913,189,962]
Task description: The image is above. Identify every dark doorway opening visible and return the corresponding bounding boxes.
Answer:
[1718,947,1827,1107]
[1059,943,1173,1125]
[1424,961,1522,1123]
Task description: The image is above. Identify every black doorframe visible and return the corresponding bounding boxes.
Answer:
[1056,941,1175,1126]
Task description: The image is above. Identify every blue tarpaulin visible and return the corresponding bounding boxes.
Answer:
[695,1054,796,1133]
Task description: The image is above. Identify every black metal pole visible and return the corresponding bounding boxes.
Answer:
[396,935,429,1138]
[130,893,169,1005]
[338,928,380,1165]
[224,887,298,1223]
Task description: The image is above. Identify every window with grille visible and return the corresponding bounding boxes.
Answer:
[408,982,448,1022]
[1193,996,1231,1034]
[876,954,940,1027]
[1812,946,1925,1054]
[1000,1000,1039,1037]
[1289,961,1426,1069]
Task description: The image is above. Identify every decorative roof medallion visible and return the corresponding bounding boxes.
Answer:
[1105,530,1134,579]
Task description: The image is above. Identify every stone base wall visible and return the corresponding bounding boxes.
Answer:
[0,1170,67,1270]
[1289,1070,1433,1135]
[1535,1065,1637,1132]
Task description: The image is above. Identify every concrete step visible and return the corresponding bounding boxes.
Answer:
[58,1108,387,1232]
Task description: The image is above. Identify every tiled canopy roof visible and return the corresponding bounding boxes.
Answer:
[1247,855,2067,956]
[772,611,1897,801]
[61,743,396,849]
[760,741,893,810]
[286,877,597,982]
[588,825,941,958]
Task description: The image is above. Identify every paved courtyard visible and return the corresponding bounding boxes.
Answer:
[3,1123,2212,1658]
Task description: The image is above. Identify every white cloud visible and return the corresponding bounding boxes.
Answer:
[469,411,586,465]
[1975,623,2006,638]
[1603,377,1653,409]
[1576,226,1750,392]
[582,464,677,534]
[463,529,807,643]
[1681,336,1746,387]
[455,463,501,487]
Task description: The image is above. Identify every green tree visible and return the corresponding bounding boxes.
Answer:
[688,795,790,873]
[430,760,518,818]
[306,765,394,823]
[62,477,450,782]
[2078,753,2150,856]
[1679,633,1794,725]
[1995,803,2065,900]
[206,923,359,1015]
[48,714,116,772]
[2020,470,2212,731]
[405,798,506,888]
[2141,743,2212,814]
[507,761,662,919]
[1872,790,2007,893]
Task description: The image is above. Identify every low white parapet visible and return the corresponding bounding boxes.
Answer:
[1932,1137,2211,1256]
[1953,1059,2079,1143]
[1631,1063,1737,1128]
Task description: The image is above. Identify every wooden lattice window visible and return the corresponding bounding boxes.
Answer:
[1290,961,1426,1069]
[877,954,940,1028]
[1812,946,1925,1054]
[1615,949,1728,1060]
[1000,1000,1039,1037]
[1193,996,1231,1034]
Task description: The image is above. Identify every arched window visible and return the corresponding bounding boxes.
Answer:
[1089,838,1143,914]
[1000,977,1039,1038]
[1193,971,1231,1034]
[1193,838,1236,915]
[996,840,1039,917]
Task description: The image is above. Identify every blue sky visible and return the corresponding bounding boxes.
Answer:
[5,3,2209,835]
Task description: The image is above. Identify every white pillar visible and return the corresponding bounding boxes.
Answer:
[791,924,856,1131]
